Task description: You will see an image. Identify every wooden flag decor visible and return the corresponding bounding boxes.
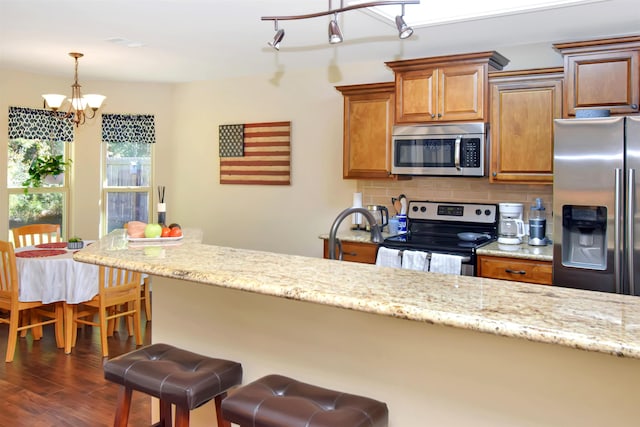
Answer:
[219,121,291,185]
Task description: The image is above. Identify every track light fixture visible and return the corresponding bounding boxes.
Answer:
[268,20,285,50]
[328,13,344,44]
[395,4,413,39]
[42,52,106,127]
[262,0,419,49]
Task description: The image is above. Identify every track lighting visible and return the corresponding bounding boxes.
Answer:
[268,20,285,50]
[328,13,343,44]
[395,4,413,39]
[262,0,419,48]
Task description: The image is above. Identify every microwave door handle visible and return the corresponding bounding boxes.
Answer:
[454,136,461,170]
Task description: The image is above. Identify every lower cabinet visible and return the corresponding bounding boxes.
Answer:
[323,240,378,264]
[477,255,552,285]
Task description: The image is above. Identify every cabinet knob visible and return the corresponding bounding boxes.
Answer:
[437,113,442,118]
[492,172,497,177]
[431,114,436,118]
[632,104,639,109]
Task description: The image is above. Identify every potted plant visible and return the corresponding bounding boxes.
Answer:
[67,236,84,249]
[22,155,71,193]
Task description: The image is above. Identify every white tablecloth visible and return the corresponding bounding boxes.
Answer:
[16,245,99,304]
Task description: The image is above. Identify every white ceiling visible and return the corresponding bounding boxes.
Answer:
[0,0,638,83]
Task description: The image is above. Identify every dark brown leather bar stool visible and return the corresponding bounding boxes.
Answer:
[104,343,242,427]
[221,374,388,427]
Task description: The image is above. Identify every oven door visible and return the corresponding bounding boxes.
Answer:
[380,244,476,276]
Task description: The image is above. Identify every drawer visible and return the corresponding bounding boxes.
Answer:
[478,255,552,285]
[323,240,378,264]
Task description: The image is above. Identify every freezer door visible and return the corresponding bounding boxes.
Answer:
[628,116,640,296]
[553,117,625,292]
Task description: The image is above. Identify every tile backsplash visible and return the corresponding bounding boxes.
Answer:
[357,177,553,233]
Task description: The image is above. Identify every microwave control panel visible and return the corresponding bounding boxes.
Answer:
[461,138,481,167]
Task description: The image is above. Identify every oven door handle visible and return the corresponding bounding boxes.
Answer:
[423,251,472,263]
[454,136,462,170]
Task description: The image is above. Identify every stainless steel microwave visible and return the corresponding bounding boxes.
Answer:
[391,123,487,176]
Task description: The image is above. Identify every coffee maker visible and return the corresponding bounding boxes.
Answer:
[498,203,525,244]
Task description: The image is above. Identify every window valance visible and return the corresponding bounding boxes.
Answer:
[102,114,156,144]
[8,106,74,142]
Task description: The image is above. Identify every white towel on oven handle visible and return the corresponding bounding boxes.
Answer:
[375,247,402,268]
[401,250,428,271]
[428,253,463,275]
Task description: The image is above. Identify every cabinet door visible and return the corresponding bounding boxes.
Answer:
[478,255,552,285]
[489,70,563,184]
[338,83,395,179]
[439,63,485,121]
[395,68,437,123]
[564,50,639,116]
[323,240,378,264]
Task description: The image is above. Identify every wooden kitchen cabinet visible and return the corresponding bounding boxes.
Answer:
[489,68,563,184]
[323,239,378,264]
[477,255,552,285]
[385,51,509,124]
[335,82,399,179]
[554,36,640,117]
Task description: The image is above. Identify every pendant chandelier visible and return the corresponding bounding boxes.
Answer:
[42,52,106,127]
[262,0,419,50]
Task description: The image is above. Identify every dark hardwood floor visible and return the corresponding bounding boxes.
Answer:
[0,313,152,426]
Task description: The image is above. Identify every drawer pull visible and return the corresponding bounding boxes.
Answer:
[505,269,526,275]
[344,252,358,257]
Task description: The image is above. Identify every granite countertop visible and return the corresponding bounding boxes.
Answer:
[75,229,640,359]
[477,240,553,262]
[319,231,554,262]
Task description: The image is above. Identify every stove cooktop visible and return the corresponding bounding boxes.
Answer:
[382,200,498,255]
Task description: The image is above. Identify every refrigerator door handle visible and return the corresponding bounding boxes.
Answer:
[628,168,636,296]
[615,168,623,294]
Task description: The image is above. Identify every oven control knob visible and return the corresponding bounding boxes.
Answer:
[475,209,482,215]
[412,206,419,212]
[485,209,492,216]
[420,206,426,212]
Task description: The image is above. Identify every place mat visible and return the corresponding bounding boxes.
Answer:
[16,249,67,258]
[35,242,68,249]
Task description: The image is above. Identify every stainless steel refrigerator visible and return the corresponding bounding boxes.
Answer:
[553,116,640,295]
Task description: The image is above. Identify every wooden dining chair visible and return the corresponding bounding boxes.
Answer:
[66,265,143,357]
[0,240,64,362]
[12,224,61,248]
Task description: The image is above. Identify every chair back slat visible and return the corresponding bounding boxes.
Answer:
[0,241,18,298]
[12,224,61,248]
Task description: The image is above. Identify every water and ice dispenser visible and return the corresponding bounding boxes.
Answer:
[561,205,607,270]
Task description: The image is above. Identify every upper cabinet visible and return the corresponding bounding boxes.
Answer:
[335,82,398,179]
[554,35,640,117]
[385,51,509,124]
[489,68,563,184]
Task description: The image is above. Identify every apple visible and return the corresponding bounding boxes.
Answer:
[144,223,163,238]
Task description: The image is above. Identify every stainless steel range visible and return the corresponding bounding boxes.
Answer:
[382,201,498,276]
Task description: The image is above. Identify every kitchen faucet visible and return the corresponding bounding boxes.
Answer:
[328,207,384,260]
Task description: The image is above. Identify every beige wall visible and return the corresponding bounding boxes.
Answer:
[1,41,563,257]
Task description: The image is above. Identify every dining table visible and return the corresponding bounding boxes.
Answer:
[15,242,99,353]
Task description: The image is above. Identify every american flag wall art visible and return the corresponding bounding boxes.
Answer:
[218,121,291,185]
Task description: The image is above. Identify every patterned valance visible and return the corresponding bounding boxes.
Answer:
[102,114,156,144]
[8,106,74,142]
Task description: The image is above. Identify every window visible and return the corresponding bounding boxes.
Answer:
[7,107,72,242]
[101,114,155,234]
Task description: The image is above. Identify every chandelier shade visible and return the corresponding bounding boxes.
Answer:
[42,52,106,128]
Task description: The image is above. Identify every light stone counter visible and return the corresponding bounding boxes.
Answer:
[75,229,640,359]
[477,240,553,262]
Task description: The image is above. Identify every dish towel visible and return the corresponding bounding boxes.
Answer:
[376,247,402,268]
[429,253,463,275]
[401,250,428,271]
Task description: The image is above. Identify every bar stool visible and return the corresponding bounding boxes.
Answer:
[221,374,388,427]
[104,343,242,427]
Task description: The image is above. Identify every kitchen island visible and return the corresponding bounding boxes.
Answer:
[75,231,640,427]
